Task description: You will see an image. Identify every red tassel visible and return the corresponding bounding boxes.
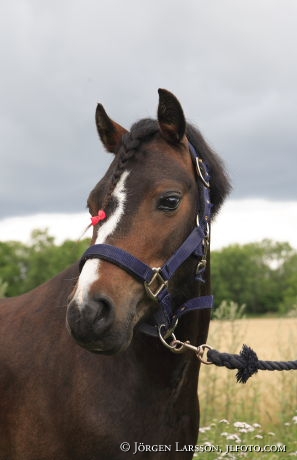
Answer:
[91,209,107,226]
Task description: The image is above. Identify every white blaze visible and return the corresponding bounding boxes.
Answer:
[74,170,130,307]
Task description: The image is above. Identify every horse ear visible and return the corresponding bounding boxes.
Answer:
[157,89,186,143]
[95,104,128,153]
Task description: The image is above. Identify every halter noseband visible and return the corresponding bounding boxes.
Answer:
[79,142,213,338]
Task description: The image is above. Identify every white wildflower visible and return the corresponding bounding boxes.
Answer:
[226,433,241,443]
[253,423,261,428]
[199,426,211,433]
[234,421,254,432]
[292,416,297,424]
[233,421,245,428]
[219,419,230,424]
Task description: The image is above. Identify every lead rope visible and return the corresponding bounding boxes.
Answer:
[158,326,297,384]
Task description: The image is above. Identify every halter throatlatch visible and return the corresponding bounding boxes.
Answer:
[79,142,213,338]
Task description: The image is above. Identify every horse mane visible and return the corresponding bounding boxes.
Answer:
[102,118,231,217]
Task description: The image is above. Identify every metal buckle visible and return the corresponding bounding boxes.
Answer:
[196,158,210,188]
[196,226,210,276]
[196,258,207,275]
[144,268,168,301]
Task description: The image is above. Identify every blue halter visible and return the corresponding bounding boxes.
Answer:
[79,142,213,338]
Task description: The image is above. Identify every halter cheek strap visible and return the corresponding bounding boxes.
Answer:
[79,142,213,338]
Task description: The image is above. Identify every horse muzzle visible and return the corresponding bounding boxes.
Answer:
[66,295,123,353]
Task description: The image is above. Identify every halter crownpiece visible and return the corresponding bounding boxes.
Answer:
[80,141,213,338]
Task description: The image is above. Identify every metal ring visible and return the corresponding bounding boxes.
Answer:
[170,339,187,353]
[164,318,179,339]
[196,158,210,188]
[158,325,184,353]
[196,214,200,227]
[196,344,213,365]
[158,325,177,350]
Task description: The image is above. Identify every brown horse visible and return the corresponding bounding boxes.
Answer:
[0,89,230,459]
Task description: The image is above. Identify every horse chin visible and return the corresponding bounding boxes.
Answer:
[89,333,133,354]
[66,318,134,355]
[77,341,129,355]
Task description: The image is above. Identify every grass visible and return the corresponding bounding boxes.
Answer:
[197,416,297,458]
[197,304,297,458]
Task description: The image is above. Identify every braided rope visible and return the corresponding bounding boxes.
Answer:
[207,344,297,384]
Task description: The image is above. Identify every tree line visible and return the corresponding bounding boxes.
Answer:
[0,229,89,297]
[0,230,296,315]
[212,239,297,315]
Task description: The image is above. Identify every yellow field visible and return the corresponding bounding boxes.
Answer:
[199,317,297,426]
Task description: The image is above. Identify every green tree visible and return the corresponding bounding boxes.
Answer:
[0,229,89,297]
[280,253,297,314]
[0,240,29,296]
[22,229,89,293]
[211,240,295,315]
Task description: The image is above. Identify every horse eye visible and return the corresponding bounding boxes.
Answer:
[157,194,181,211]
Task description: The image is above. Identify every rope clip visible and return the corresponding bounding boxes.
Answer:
[158,325,213,364]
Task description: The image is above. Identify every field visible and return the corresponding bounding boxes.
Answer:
[198,317,297,458]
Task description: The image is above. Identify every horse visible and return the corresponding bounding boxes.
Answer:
[0,89,230,459]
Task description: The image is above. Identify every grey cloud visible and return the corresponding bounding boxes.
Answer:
[0,0,296,218]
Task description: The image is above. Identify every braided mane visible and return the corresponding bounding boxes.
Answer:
[102,119,159,210]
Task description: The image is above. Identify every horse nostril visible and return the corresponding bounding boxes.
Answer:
[92,296,110,321]
[66,295,115,346]
[90,295,115,333]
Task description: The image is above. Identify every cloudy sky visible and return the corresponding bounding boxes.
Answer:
[0,0,296,248]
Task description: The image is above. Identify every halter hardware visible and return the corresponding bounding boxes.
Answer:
[158,325,213,364]
[196,222,210,279]
[144,268,168,301]
[79,141,213,338]
[196,157,210,188]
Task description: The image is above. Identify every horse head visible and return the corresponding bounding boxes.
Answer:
[66,89,230,354]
